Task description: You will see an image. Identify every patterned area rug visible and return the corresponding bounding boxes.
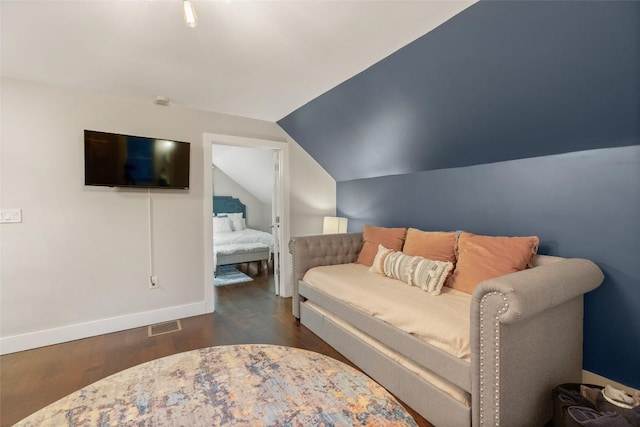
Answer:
[214,265,253,286]
[14,344,417,426]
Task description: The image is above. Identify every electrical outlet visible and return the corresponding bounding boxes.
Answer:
[149,276,158,289]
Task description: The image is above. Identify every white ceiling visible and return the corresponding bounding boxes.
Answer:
[1,0,475,122]
[2,0,475,203]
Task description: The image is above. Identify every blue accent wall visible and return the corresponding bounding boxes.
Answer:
[279,1,640,388]
[337,145,640,388]
[279,1,640,182]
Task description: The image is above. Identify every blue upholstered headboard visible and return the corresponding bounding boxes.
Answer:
[213,196,246,218]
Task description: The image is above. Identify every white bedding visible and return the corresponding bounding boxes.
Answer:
[214,228,275,251]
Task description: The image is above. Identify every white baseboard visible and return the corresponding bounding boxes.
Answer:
[0,301,207,355]
[583,370,639,395]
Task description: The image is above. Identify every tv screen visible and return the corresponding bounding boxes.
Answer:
[84,130,190,189]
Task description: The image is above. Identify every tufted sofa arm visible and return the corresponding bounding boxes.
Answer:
[289,232,363,318]
[470,258,604,426]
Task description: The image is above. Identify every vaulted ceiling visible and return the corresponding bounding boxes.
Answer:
[1,0,475,122]
[212,144,274,204]
[279,1,640,182]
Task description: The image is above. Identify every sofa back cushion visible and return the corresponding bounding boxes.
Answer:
[402,228,457,263]
[447,231,539,294]
[356,225,406,266]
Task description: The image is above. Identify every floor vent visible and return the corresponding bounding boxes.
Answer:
[148,319,182,337]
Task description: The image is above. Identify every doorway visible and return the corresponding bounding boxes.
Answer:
[202,133,290,313]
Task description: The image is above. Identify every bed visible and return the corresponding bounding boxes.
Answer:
[213,196,275,273]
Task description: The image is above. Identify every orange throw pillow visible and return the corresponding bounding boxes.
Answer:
[402,228,457,263]
[356,225,407,266]
[447,231,539,294]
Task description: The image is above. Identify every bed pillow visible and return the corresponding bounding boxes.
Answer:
[218,212,245,231]
[213,216,233,233]
[230,217,245,231]
[368,244,394,275]
[356,225,407,266]
[447,231,540,294]
[402,228,457,263]
[383,251,453,295]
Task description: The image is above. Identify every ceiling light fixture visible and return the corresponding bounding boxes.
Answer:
[154,96,170,106]
[183,0,198,28]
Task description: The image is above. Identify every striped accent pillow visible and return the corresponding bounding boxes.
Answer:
[383,251,454,295]
[368,244,394,275]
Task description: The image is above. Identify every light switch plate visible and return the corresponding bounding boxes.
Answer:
[1,209,22,223]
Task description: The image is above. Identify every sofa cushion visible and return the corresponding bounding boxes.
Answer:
[402,228,457,263]
[447,231,539,294]
[302,263,472,360]
[356,225,406,266]
[383,251,453,295]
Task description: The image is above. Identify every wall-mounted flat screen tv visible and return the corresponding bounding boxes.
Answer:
[84,130,190,189]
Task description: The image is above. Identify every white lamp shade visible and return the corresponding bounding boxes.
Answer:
[323,216,348,234]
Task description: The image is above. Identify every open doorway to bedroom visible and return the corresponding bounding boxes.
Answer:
[212,146,277,283]
[202,133,290,313]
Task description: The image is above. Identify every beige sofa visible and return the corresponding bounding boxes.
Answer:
[290,232,604,427]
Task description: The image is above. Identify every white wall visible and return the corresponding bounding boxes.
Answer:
[0,78,335,353]
[212,167,271,231]
[287,133,339,236]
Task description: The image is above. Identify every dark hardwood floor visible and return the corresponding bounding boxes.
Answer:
[0,269,433,426]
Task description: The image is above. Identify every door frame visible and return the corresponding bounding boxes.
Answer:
[202,133,291,312]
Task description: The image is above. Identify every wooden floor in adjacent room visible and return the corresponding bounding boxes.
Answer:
[0,270,433,427]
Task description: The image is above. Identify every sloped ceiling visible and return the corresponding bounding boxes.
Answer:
[1,0,475,122]
[212,145,273,204]
[278,1,640,182]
